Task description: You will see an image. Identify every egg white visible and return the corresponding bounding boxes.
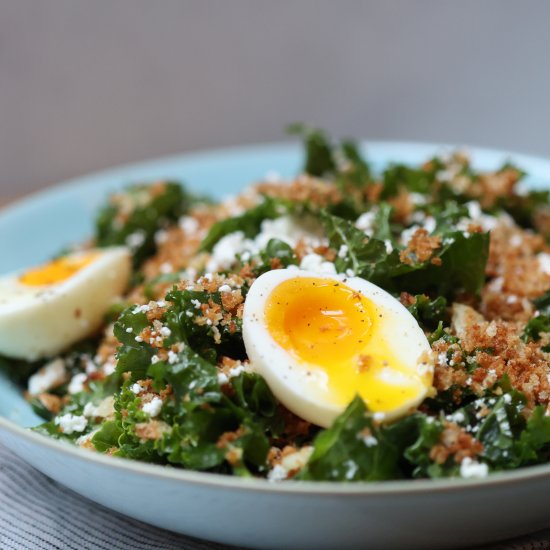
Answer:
[242,268,433,428]
[0,247,131,361]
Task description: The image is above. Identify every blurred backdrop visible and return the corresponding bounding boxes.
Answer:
[1,0,550,199]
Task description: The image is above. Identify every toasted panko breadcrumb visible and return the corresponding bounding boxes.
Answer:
[399,228,442,266]
[429,422,484,465]
[256,176,342,208]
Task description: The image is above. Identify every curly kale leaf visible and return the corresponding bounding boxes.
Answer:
[164,286,245,362]
[95,182,189,266]
[521,291,550,350]
[97,348,277,475]
[287,124,371,187]
[406,295,449,331]
[321,211,489,296]
[113,307,156,381]
[381,161,441,199]
[435,389,550,472]
[298,397,422,481]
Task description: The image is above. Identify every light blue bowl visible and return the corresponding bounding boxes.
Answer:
[1,143,550,549]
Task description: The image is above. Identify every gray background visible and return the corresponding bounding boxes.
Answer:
[1,0,550,198]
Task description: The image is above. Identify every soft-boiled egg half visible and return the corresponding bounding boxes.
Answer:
[0,247,131,361]
[243,268,434,427]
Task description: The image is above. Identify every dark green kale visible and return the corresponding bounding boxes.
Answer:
[521,290,550,350]
[381,161,440,199]
[95,182,189,266]
[321,210,489,297]
[287,124,337,177]
[299,397,424,481]
[406,295,449,331]
[94,343,280,475]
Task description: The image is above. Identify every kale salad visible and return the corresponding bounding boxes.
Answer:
[2,126,550,482]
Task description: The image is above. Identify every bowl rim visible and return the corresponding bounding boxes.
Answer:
[2,139,550,497]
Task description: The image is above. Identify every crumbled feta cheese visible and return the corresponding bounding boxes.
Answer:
[362,435,378,447]
[384,240,393,254]
[355,210,378,235]
[102,360,116,376]
[452,411,465,423]
[344,460,359,480]
[131,382,143,394]
[538,253,550,275]
[126,230,146,249]
[510,234,523,247]
[125,327,133,333]
[142,397,163,417]
[167,350,179,364]
[151,355,160,364]
[267,464,288,482]
[218,284,232,293]
[83,402,98,418]
[410,192,427,205]
[503,393,512,404]
[68,373,88,395]
[133,304,151,314]
[135,335,143,342]
[55,413,88,434]
[299,253,337,275]
[154,229,169,245]
[460,457,489,478]
[217,372,229,385]
[179,215,200,235]
[160,326,171,337]
[28,358,67,396]
[191,299,202,309]
[338,244,348,258]
[159,262,173,274]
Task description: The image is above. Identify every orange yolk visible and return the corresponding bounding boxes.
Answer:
[265,277,424,412]
[19,253,97,286]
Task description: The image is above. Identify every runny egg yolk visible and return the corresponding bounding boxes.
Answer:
[19,253,98,286]
[264,277,425,413]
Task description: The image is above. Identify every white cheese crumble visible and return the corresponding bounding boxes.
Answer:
[362,435,378,447]
[299,253,337,275]
[267,447,314,482]
[142,397,163,417]
[537,253,550,275]
[206,215,324,272]
[126,230,146,250]
[218,284,232,293]
[68,373,87,395]
[459,457,489,478]
[355,210,377,235]
[131,382,143,394]
[28,358,67,396]
[55,413,88,434]
[179,215,200,235]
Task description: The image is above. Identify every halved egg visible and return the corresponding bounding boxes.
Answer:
[0,247,131,360]
[242,268,433,427]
